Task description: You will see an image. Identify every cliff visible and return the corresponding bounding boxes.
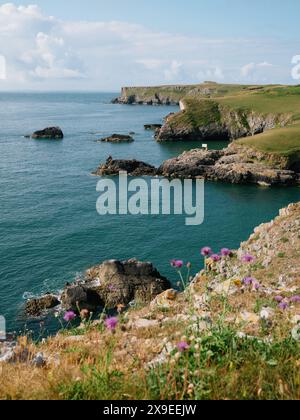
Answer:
[1,203,300,400]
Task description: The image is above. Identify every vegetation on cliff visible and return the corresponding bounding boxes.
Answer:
[1,203,299,400]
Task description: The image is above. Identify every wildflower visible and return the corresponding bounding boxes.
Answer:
[252,281,261,290]
[243,277,255,286]
[186,262,192,269]
[278,302,289,311]
[211,254,221,263]
[274,296,284,302]
[80,309,90,320]
[177,341,190,353]
[241,254,255,264]
[221,248,231,257]
[233,279,242,287]
[105,317,119,331]
[171,260,184,269]
[117,304,126,314]
[63,311,76,322]
[201,247,212,257]
[290,295,300,303]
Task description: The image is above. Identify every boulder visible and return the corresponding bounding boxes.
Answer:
[25,294,60,317]
[98,134,134,143]
[92,156,157,176]
[84,259,171,309]
[144,124,162,130]
[31,127,64,139]
[61,285,103,312]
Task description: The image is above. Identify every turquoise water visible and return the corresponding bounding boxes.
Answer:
[0,92,299,334]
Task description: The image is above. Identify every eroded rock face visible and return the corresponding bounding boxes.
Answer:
[31,127,64,139]
[61,285,103,312]
[92,156,157,176]
[84,259,171,309]
[25,294,60,317]
[98,134,134,143]
[25,259,170,316]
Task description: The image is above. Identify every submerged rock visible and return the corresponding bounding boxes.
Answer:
[92,156,157,176]
[98,134,134,143]
[25,294,60,317]
[31,127,64,139]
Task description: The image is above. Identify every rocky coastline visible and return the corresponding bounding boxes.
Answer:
[24,259,171,317]
[93,143,300,186]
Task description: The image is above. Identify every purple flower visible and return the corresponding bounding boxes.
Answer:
[63,311,76,322]
[252,282,261,290]
[274,296,284,302]
[171,260,184,269]
[211,254,221,263]
[201,247,212,257]
[278,302,289,311]
[243,277,255,286]
[105,317,119,331]
[241,254,255,264]
[177,341,190,353]
[221,248,231,257]
[290,295,300,303]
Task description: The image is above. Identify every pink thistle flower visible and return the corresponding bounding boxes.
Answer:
[278,302,289,311]
[171,260,184,269]
[243,277,257,286]
[177,341,190,353]
[221,248,231,257]
[105,317,119,331]
[63,311,76,322]
[211,254,221,263]
[201,247,212,257]
[241,254,255,264]
[290,295,300,303]
[274,296,284,302]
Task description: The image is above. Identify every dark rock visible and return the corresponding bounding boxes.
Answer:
[61,285,103,312]
[31,127,64,140]
[92,156,157,176]
[84,259,171,309]
[98,134,134,143]
[25,294,60,317]
[144,124,162,130]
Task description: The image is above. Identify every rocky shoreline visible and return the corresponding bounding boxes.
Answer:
[25,259,171,317]
[94,143,300,186]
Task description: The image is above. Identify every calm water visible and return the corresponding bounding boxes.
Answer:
[0,92,299,334]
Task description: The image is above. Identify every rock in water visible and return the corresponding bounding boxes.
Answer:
[84,259,171,309]
[92,156,157,176]
[25,294,60,317]
[31,127,64,139]
[98,134,134,143]
[144,124,162,130]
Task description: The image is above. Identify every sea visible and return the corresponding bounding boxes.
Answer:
[0,92,299,335]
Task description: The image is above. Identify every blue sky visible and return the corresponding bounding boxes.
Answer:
[0,1,299,90]
[16,0,300,40]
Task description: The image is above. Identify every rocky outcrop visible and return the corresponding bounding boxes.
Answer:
[92,156,157,176]
[158,143,298,185]
[25,259,170,316]
[98,134,134,143]
[144,124,162,130]
[83,259,171,309]
[92,143,299,186]
[31,127,64,140]
[112,87,182,105]
[155,100,292,142]
[25,294,60,317]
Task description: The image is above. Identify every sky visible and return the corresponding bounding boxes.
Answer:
[0,0,299,91]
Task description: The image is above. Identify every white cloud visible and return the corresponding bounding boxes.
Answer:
[0,3,295,90]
